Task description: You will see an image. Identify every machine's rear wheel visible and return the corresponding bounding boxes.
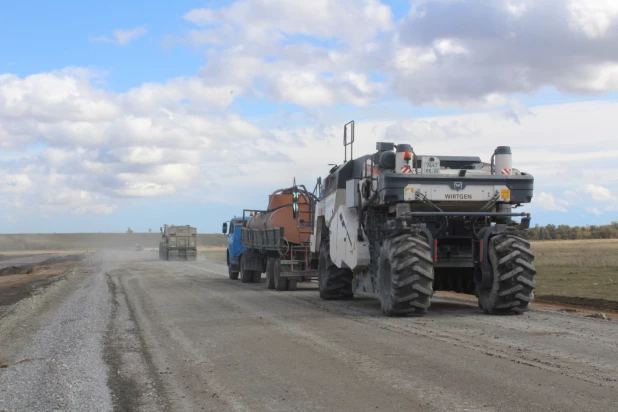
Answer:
[240,256,253,283]
[266,258,276,289]
[477,234,536,315]
[273,259,289,291]
[318,241,353,300]
[378,234,434,316]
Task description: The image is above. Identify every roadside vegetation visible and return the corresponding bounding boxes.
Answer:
[532,239,618,303]
[527,222,618,240]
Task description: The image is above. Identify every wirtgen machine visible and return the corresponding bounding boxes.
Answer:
[310,121,536,316]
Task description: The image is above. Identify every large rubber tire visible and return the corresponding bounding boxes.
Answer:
[240,256,253,283]
[318,241,353,300]
[252,271,262,283]
[288,279,298,291]
[377,234,434,316]
[273,259,289,291]
[477,234,536,314]
[266,258,276,289]
[228,266,239,280]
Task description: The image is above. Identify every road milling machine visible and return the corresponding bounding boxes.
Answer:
[310,121,536,316]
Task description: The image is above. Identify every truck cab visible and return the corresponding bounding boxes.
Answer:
[222,216,250,280]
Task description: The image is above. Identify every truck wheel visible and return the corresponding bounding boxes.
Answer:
[273,259,289,291]
[288,279,298,291]
[378,234,434,316]
[240,256,253,283]
[266,258,276,289]
[318,241,353,300]
[477,234,536,315]
[252,271,262,283]
[228,266,239,280]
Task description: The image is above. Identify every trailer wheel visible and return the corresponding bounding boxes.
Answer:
[378,234,434,316]
[273,259,289,291]
[477,234,536,315]
[266,258,276,289]
[240,256,253,283]
[318,241,353,300]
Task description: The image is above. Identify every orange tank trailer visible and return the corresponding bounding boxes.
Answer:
[245,188,312,245]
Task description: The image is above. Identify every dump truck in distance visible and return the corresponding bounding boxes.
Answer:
[159,224,198,261]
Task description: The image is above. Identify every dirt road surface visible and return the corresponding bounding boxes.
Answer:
[1,251,617,412]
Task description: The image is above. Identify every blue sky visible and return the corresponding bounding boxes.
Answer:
[1,0,617,233]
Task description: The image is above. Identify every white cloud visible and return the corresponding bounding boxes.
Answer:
[568,0,618,38]
[90,26,148,45]
[587,207,602,216]
[535,192,569,213]
[581,184,616,202]
[1,69,618,221]
[184,0,393,46]
[387,0,618,104]
[172,0,618,109]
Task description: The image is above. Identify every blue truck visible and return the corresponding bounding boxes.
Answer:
[222,216,252,281]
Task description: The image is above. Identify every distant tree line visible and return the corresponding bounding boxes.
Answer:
[525,221,618,240]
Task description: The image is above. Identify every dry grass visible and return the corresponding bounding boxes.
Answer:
[198,246,227,263]
[532,239,618,302]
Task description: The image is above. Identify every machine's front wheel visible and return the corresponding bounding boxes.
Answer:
[318,241,353,300]
[477,234,536,314]
[378,234,434,316]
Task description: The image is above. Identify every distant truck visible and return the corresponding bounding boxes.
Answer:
[135,243,144,251]
[222,183,320,290]
[159,224,197,261]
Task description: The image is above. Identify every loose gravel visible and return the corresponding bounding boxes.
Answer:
[0,267,113,411]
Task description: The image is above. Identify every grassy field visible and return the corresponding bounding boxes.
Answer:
[532,239,618,302]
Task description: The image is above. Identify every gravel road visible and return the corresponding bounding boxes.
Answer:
[1,251,617,411]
